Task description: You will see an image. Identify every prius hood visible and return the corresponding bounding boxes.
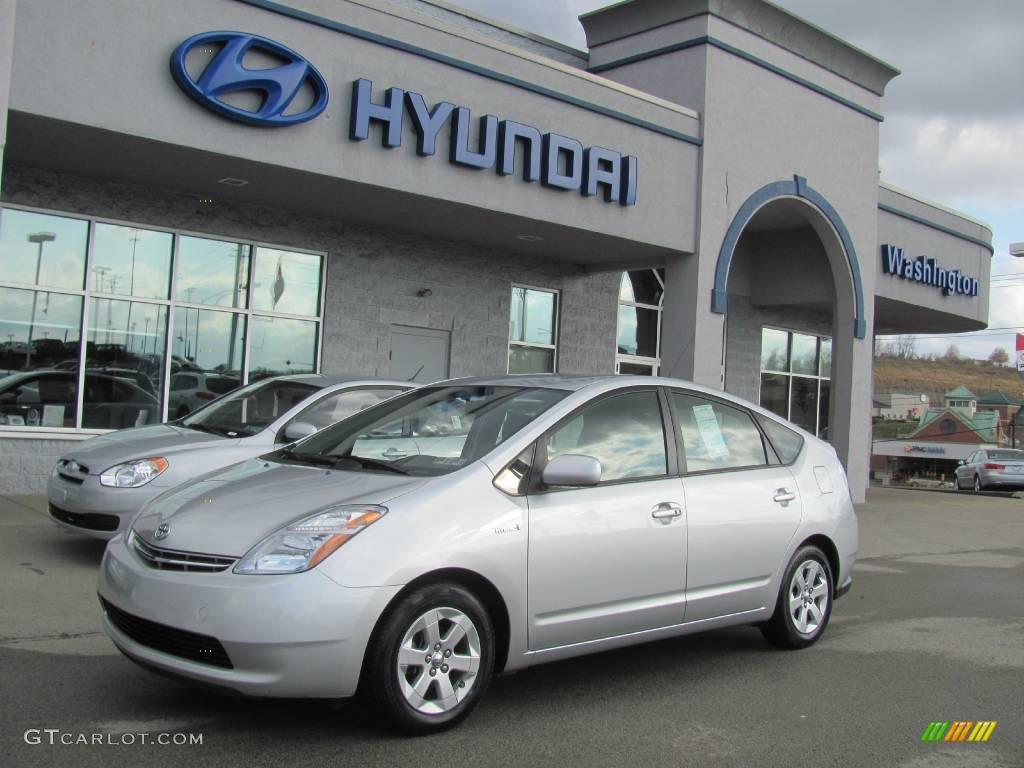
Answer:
[60,424,230,472]
[131,458,430,557]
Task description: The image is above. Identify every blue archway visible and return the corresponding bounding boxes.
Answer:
[710,175,866,339]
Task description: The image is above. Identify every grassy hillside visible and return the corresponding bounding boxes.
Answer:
[874,356,1024,404]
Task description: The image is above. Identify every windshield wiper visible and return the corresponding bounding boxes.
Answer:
[330,455,409,474]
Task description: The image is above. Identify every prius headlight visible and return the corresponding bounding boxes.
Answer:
[233,505,387,575]
[99,457,169,488]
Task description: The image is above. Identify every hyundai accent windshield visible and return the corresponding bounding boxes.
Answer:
[179,379,317,437]
[276,385,567,476]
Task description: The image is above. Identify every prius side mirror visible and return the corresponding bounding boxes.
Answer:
[542,454,602,487]
[283,421,318,442]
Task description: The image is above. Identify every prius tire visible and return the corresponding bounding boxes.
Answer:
[363,582,494,735]
[760,545,834,650]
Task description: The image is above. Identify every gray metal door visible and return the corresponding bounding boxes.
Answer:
[389,326,450,383]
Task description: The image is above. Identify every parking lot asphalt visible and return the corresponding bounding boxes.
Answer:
[1,488,1022,768]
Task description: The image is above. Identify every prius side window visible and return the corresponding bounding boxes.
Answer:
[671,392,767,473]
[545,391,667,482]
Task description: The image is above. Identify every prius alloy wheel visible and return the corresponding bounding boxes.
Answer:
[364,583,494,734]
[761,545,833,649]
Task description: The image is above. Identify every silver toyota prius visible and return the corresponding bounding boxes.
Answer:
[97,375,857,733]
[48,374,412,538]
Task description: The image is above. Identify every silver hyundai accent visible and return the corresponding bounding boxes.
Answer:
[48,375,411,539]
[97,375,857,733]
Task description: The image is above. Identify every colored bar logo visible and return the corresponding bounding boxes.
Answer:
[921,721,997,742]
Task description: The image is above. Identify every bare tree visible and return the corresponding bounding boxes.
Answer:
[895,335,917,359]
[943,344,961,361]
[988,347,1009,366]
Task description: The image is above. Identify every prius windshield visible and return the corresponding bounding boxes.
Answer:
[179,378,317,437]
[277,385,567,476]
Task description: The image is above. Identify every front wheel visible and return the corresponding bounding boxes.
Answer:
[761,546,833,650]
[974,474,983,492]
[362,583,495,734]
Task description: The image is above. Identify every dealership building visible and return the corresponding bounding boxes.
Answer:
[0,0,993,498]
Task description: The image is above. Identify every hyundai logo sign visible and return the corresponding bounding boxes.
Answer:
[169,31,329,127]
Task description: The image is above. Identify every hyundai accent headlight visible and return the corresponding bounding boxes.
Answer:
[234,505,387,575]
[99,457,169,488]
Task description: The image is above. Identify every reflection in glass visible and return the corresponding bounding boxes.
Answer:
[85,298,166,423]
[760,328,789,372]
[672,392,767,471]
[789,376,818,432]
[169,308,245,418]
[617,305,658,357]
[818,380,831,440]
[546,391,667,481]
[91,223,172,300]
[790,333,818,375]
[252,248,322,316]
[619,362,655,375]
[180,378,317,437]
[619,270,663,305]
[176,237,250,309]
[510,287,556,345]
[759,373,788,419]
[0,287,82,372]
[0,287,83,428]
[171,307,245,374]
[249,316,317,379]
[0,209,88,290]
[819,337,832,377]
[508,346,554,374]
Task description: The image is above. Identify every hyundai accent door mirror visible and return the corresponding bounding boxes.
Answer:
[542,454,602,487]
[283,421,318,442]
[957,460,966,466]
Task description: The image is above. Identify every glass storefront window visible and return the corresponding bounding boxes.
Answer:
[760,328,789,372]
[790,333,818,375]
[1,205,327,432]
[617,305,659,358]
[85,298,166,420]
[0,287,83,427]
[509,346,555,374]
[619,270,663,305]
[0,209,88,290]
[616,269,664,375]
[252,247,322,316]
[759,328,831,439]
[248,316,318,380]
[510,287,556,346]
[169,307,245,418]
[91,223,173,300]
[759,373,788,419]
[508,286,558,373]
[176,236,250,309]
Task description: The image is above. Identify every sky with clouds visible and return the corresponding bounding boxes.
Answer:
[450,0,1024,361]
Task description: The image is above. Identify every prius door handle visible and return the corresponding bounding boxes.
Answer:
[773,488,796,506]
[651,502,683,521]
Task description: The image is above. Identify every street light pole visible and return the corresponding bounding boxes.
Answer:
[25,232,56,369]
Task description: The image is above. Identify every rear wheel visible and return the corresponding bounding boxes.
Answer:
[362,583,494,734]
[761,545,833,650]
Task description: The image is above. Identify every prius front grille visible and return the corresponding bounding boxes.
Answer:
[131,533,236,573]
